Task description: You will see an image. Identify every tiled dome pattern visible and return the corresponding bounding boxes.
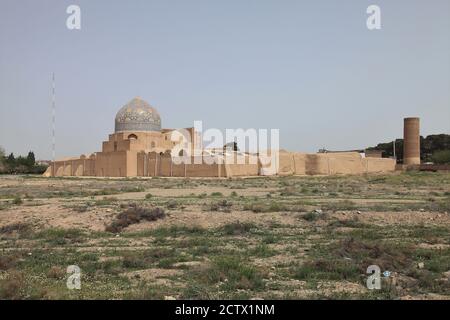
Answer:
[115,97,161,132]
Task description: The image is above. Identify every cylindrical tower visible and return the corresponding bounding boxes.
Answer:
[403,117,420,165]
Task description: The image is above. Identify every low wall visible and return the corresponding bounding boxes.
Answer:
[277,152,307,175]
[44,158,96,177]
[363,157,396,173]
[45,150,396,178]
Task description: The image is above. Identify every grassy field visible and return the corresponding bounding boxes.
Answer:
[0,172,449,300]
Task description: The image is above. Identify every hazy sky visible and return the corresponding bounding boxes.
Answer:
[1,0,449,159]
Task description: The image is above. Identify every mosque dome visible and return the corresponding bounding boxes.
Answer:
[115,97,161,132]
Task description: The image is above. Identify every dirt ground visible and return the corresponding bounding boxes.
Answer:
[0,172,449,300]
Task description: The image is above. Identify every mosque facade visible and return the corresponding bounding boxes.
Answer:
[44,97,397,178]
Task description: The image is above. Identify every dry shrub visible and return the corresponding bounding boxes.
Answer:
[336,237,413,272]
[208,200,232,213]
[0,252,22,270]
[280,186,297,196]
[105,205,165,233]
[0,222,32,238]
[47,266,65,279]
[0,271,25,299]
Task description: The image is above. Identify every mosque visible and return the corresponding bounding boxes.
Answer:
[44,97,397,177]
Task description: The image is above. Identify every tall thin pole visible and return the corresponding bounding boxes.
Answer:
[393,139,396,160]
[52,73,56,162]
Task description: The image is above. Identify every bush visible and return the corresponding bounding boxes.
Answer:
[47,266,65,279]
[0,222,31,238]
[208,200,232,212]
[206,257,265,290]
[431,150,450,164]
[0,253,22,270]
[0,149,48,175]
[243,202,287,213]
[292,259,359,281]
[0,271,25,299]
[94,197,117,206]
[106,206,165,233]
[301,211,319,222]
[166,200,178,209]
[12,196,23,205]
[280,186,297,196]
[221,222,256,235]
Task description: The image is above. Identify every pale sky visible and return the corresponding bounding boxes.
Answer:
[0,0,449,159]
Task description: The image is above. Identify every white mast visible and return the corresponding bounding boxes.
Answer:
[52,72,56,162]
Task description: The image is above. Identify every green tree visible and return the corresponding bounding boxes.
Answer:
[431,150,450,164]
[368,134,450,163]
[6,153,15,165]
[0,147,5,173]
[26,151,35,167]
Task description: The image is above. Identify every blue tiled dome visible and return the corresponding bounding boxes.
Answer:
[115,97,161,132]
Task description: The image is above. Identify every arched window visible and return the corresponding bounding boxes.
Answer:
[128,134,138,140]
[179,149,186,156]
[151,141,156,148]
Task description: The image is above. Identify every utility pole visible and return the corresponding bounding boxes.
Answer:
[52,73,56,162]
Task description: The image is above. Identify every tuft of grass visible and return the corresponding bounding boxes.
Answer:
[221,222,256,236]
[166,200,178,209]
[94,197,118,206]
[321,200,356,212]
[327,218,367,229]
[12,196,23,205]
[291,259,360,281]
[262,234,280,244]
[243,201,287,213]
[280,186,297,196]
[194,256,266,292]
[34,228,86,245]
[122,248,176,269]
[208,200,232,213]
[248,244,276,258]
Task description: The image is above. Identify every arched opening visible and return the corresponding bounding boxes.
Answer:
[151,141,156,148]
[128,134,138,140]
[178,149,186,156]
